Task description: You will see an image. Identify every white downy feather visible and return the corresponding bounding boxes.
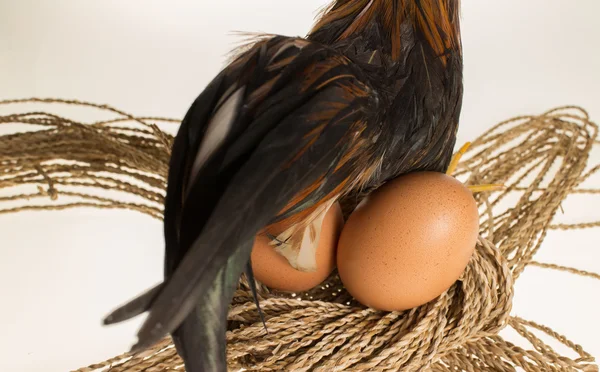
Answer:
[273,199,336,272]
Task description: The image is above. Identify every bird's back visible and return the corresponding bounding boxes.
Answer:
[308,0,464,186]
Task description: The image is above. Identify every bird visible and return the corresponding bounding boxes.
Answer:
[103,1,468,371]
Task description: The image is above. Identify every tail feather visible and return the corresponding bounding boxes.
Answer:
[245,260,268,332]
[102,34,381,372]
[103,283,164,325]
[166,240,253,371]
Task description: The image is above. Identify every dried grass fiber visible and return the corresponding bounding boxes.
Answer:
[1,98,599,371]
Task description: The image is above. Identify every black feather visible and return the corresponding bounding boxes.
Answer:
[245,260,268,333]
[105,1,464,371]
[107,37,381,372]
[103,283,163,325]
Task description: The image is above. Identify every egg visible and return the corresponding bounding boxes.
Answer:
[251,203,344,292]
[337,171,479,311]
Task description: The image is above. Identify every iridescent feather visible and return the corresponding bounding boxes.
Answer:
[103,1,463,371]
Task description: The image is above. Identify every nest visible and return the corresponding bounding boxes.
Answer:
[1,98,600,371]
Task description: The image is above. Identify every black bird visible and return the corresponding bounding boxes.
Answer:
[104,1,464,371]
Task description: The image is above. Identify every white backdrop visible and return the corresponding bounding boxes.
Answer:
[1,1,599,371]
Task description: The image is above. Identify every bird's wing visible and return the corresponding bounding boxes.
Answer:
[104,35,381,371]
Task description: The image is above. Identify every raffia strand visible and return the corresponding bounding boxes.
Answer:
[1,98,598,371]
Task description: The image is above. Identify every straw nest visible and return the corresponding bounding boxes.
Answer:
[1,98,599,371]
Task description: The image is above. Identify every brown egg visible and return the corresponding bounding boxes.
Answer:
[251,203,344,292]
[337,172,479,311]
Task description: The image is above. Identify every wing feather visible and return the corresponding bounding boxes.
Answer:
[105,35,382,372]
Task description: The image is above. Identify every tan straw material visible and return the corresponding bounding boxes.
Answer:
[1,98,599,371]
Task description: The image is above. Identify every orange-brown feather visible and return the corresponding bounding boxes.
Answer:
[339,0,377,39]
[310,0,373,39]
[247,76,280,108]
[335,134,366,172]
[301,57,346,92]
[263,152,380,238]
[286,135,321,166]
[267,55,297,72]
[337,80,370,99]
[264,134,380,239]
[310,0,461,63]
[263,175,350,236]
[262,175,329,235]
[315,74,358,90]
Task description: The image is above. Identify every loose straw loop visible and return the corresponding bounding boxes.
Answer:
[1,99,598,371]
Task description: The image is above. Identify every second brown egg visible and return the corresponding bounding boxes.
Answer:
[251,203,344,293]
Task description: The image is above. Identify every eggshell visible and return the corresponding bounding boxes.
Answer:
[251,203,344,292]
[337,172,479,311]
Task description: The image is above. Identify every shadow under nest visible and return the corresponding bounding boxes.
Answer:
[1,98,599,372]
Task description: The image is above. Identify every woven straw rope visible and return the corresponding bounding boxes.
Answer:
[1,98,599,371]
